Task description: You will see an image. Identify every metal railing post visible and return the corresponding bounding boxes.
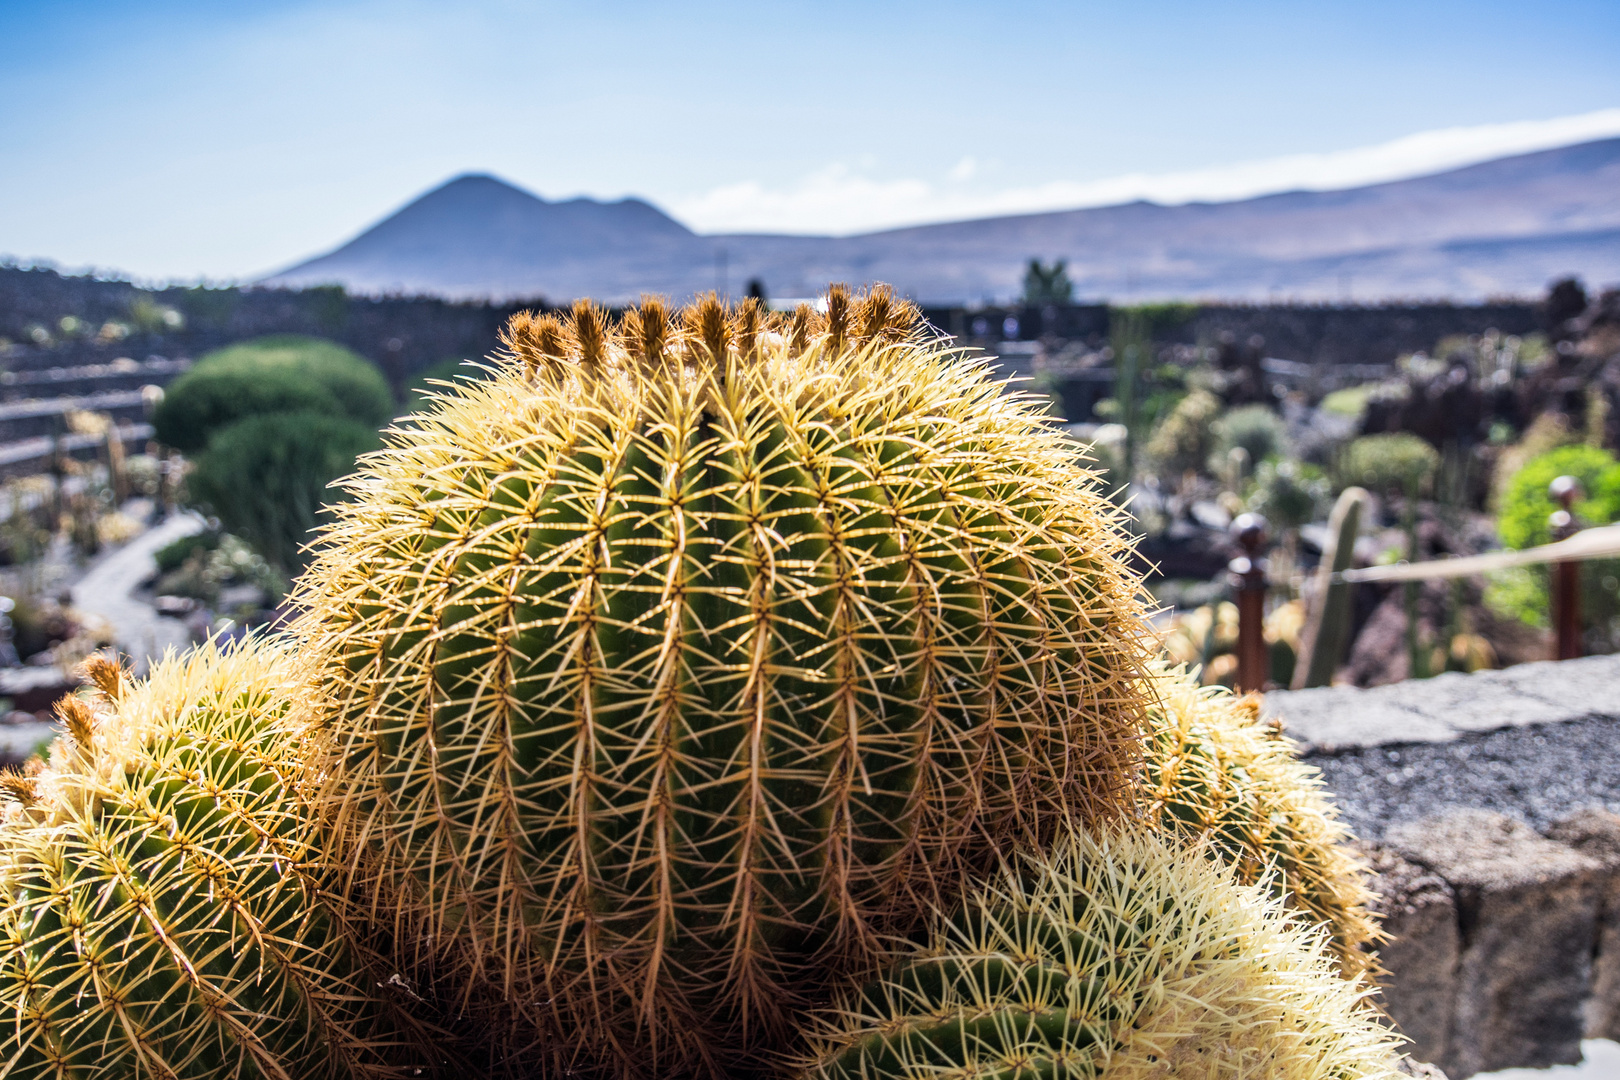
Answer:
[1549,475,1582,661]
[1230,513,1270,693]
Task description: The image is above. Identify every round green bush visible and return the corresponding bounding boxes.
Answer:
[1489,444,1620,648]
[1338,432,1439,496]
[154,335,393,452]
[186,410,380,572]
[1497,444,1620,550]
[1212,403,1288,467]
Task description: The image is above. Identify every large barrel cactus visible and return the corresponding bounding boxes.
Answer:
[798,825,1400,1080]
[1139,665,1378,976]
[0,644,432,1079]
[294,288,1154,1076]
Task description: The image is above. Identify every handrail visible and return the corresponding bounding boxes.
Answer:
[1333,523,1620,584]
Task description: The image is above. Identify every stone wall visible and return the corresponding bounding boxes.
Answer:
[1265,655,1620,1078]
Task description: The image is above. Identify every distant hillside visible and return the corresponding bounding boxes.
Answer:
[263,139,1620,303]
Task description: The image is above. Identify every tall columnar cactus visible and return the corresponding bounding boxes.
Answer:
[1294,486,1368,689]
[1140,664,1378,976]
[798,825,1400,1080]
[0,644,433,1079]
[294,288,1155,1077]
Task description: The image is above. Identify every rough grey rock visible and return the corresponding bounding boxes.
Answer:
[1397,1059,1450,1079]
[1363,843,1459,1068]
[1546,806,1620,1042]
[1387,809,1604,1079]
[1264,653,1620,754]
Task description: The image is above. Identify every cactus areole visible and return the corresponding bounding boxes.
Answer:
[295,287,1152,1077]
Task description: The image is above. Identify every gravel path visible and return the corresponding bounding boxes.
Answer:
[69,511,204,673]
[1309,715,1620,842]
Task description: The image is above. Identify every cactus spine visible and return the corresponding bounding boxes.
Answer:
[0,644,431,1079]
[798,824,1400,1080]
[1140,664,1378,976]
[295,288,1155,1077]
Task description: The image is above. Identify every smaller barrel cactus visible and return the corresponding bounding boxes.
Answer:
[0,643,435,1079]
[798,824,1400,1080]
[1140,664,1378,976]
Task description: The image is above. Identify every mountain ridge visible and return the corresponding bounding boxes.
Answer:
[263,139,1620,303]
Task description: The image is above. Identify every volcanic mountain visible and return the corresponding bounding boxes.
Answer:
[263,138,1620,303]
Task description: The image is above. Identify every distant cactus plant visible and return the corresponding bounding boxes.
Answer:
[1295,486,1369,689]
[294,287,1155,1078]
[1144,388,1220,478]
[1338,433,1439,499]
[1211,402,1288,469]
[0,645,432,1079]
[797,824,1400,1080]
[1140,665,1378,977]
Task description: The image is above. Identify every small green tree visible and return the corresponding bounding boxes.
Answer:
[186,411,380,573]
[1022,259,1073,306]
[155,335,393,452]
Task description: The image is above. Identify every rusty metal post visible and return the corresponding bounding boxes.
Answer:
[1549,475,1582,661]
[1230,513,1270,692]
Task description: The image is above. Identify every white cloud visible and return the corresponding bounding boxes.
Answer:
[671,107,1620,236]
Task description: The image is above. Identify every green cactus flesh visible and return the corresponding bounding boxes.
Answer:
[295,290,1154,1077]
[801,825,1400,1080]
[0,643,429,1080]
[1141,665,1377,978]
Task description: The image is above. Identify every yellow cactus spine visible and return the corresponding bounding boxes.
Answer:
[798,825,1402,1080]
[0,642,436,1079]
[1139,664,1379,976]
[295,286,1156,1077]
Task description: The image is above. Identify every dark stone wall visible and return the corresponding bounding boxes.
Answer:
[2,266,1543,397]
[0,267,547,394]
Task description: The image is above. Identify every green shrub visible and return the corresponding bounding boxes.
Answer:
[1489,444,1620,647]
[1212,403,1288,467]
[185,410,379,573]
[152,531,284,605]
[1497,444,1620,550]
[153,527,222,573]
[1338,433,1440,497]
[154,335,392,452]
[1247,459,1330,531]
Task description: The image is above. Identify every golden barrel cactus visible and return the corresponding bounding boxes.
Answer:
[1140,664,1378,977]
[294,287,1154,1077]
[0,644,433,1079]
[799,825,1401,1080]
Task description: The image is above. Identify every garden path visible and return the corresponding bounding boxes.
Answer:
[69,510,204,674]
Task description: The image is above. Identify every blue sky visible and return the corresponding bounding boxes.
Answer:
[3,0,1618,281]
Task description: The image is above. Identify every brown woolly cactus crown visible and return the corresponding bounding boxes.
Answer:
[294,286,1154,1078]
